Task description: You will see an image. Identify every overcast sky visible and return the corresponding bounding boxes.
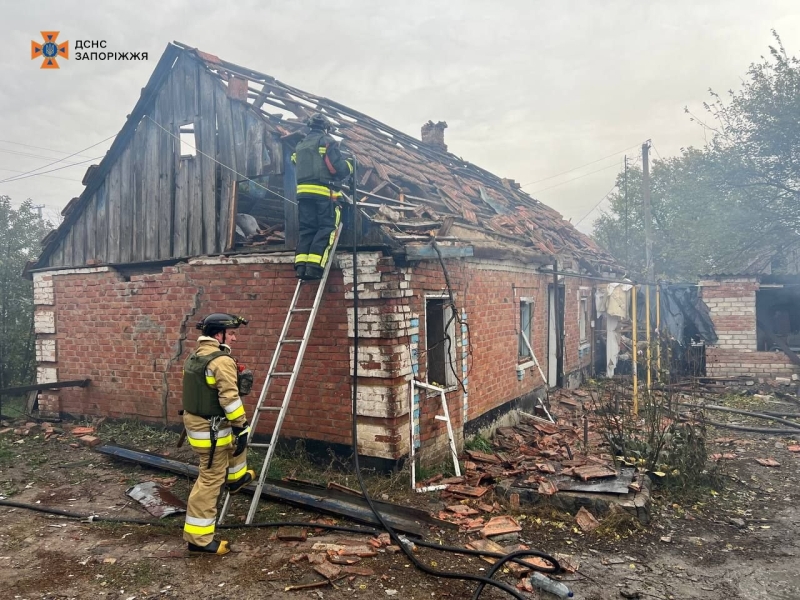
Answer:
[1,0,798,233]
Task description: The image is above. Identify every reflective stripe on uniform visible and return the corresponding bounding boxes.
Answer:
[204,367,216,386]
[320,205,341,268]
[305,253,323,266]
[224,398,245,421]
[318,147,327,155]
[184,515,216,536]
[291,152,296,164]
[295,253,309,265]
[186,428,233,448]
[296,183,342,199]
[227,459,248,482]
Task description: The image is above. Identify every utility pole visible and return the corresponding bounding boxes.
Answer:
[642,141,653,282]
[642,141,653,390]
[624,156,629,270]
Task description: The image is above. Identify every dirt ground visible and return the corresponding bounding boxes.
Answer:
[2,395,800,600]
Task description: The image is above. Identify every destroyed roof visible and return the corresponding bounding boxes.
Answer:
[34,42,619,274]
[179,43,618,272]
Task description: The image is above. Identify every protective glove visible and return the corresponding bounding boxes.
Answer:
[231,423,251,457]
[237,365,253,396]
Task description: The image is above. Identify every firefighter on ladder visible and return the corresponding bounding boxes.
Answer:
[181,313,255,555]
[292,113,353,280]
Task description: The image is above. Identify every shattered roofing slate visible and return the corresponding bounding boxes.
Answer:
[182,42,617,271]
[40,41,619,273]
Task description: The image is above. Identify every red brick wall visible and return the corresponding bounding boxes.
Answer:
[408,259,594,460]
[700,277,799,378]
[34,256,596,462]
[40,262,354,446]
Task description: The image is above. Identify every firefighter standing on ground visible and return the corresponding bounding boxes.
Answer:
[292,113,353,280]
[182,313,255,555]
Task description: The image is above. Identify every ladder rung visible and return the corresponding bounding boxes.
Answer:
[280,339,304,344]
[256,406,281,412]
[271,372,294,377]
[248,442,272,449]
[434,415,448,422]
[291,307,313,313]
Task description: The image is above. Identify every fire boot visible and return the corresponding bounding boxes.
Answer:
[187,539,230,555]
[227,469,255,494]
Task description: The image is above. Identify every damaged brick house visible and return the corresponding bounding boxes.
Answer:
[701,245,800,381]
[27,42,620,466]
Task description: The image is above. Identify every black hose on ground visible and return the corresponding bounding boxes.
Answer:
[0,498,560,576]
[346,161,558,600]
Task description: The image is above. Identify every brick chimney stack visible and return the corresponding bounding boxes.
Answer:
[421,120,448,152]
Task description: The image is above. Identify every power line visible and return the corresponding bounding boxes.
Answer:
[574,182,619,227]
[0,148,99,167]
[0,168,82,182]
[0,139,97,160]
[520,144,640,188]
[527,160,626,195]
[0,134,116,184]
[0,155,103,183]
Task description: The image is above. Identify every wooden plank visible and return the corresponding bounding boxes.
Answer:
[173,159,190,257]
[62,228,73,266]
[119,145,134,264]
[107,161,122,263]
[245,110,263,177]
[72,211,86,266]
[143,117,160,261]
[132,120,146,261]
[188,157,202,256]
[283,148,298,249]
[198,69,217,253]
[85,195,96,263]
[214,82,235,251]
[404,243,473,261]
[155,77,174,259]
[230,100,247,177]
[95,181,108,262]
[180,55,198,124]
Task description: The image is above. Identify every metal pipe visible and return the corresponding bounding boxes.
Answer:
[632,285,638,416]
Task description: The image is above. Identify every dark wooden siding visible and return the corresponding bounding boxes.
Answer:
[44,53,282,268]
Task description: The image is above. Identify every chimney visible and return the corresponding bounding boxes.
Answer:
[421,120,448,152]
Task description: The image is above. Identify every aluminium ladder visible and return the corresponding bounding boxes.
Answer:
[218,221,344,524]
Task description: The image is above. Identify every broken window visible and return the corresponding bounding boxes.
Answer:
[426,297,457,388]
[580,297,589,343]
[179,124,196,157]
[756,283,800,352]
[518,299,533,359]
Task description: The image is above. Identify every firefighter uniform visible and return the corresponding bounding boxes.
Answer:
[292,115,352,280]
[182,336,251,551]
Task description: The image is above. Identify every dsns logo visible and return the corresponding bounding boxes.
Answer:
[31,31,69,69]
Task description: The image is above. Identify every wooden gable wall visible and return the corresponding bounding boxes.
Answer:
[44,52,281,268]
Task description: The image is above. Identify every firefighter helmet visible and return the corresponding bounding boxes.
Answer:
[306,113,329,132]
[196,313,248,336]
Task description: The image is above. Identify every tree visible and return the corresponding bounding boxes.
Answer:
[0,196,51,392]
[594,33,800,280]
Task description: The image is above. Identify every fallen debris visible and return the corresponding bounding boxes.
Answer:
[755,458,781,467]
[575,507,601,532]
[276,527,308,542]
[125,481,186,518]
[481,516,522,538]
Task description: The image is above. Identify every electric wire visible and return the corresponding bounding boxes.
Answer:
[0,168,81,182]
[145,115,298,206]
[519,143,641,188]
[0,155,104,183]
[0,134,116,184]
[347,159,559,599]
[0,138,97,159]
